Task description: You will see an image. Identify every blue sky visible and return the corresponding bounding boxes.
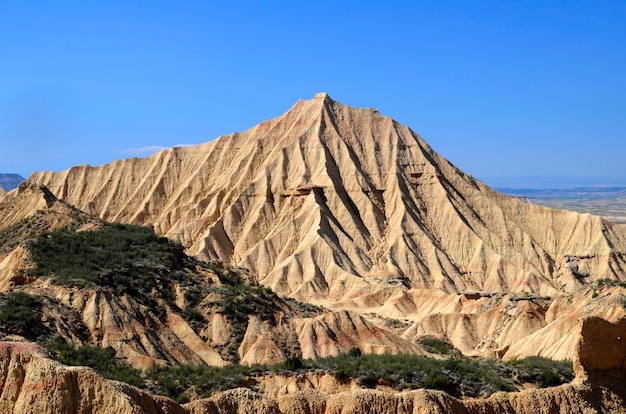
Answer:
[1,1,625,187]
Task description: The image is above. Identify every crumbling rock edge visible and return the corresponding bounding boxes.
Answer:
[1,316,625,414]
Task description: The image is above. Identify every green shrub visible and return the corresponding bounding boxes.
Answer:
[145,362,263,402]
[423,372,451,390]
[539,369,562,387]
[419,337,454,354]
[44,338,144,387]
[284,356,303,371]
[347,347,362,357]
[506,356,573,387]
[0,292,46,339]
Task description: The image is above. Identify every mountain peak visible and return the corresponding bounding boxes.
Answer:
[313,92,331,100]
[6,94,626,366]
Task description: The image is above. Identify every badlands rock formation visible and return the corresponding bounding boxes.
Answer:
[0,186,421,369]
[2,93,626,361]
[15,93,626,297]
[1,315,625,414]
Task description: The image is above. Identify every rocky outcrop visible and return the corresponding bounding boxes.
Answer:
[0,342,184,414]
[1,315,626,413]
[574,316,626,403]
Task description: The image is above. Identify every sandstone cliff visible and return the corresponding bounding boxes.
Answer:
[0,342,184,414]
[1,314,624,413]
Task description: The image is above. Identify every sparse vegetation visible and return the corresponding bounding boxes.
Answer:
[282,296,325,318]
[382,317,407,329]
[419,337,455,355]
[26,222,179,286]
[593,279,626,308]
[140,350,573,403]
[145,362,269,403]
[0,204,93,256]
[596,278,626,289]
[0,291,47,339]
[20,221,291,363]
[205,271,284,362]
[23,223,205,318]
[43,338,144,387]
[506,356,573,388]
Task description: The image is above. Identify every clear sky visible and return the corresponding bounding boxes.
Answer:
[1,1,625,187]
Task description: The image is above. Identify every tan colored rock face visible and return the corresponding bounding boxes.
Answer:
[12,94,626,301]
[0,342,184,414]
[2,94,626,362]
[1,315,626,414]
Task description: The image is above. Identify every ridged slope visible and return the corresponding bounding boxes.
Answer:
[3,93,626,360]
[17,93,626,298]
[1,316,625,413]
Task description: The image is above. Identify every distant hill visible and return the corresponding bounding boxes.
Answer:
[0,174,25,191]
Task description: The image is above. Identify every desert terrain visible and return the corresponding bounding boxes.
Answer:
[0,94,625,413]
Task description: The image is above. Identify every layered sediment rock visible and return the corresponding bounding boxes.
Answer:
[1,314,625,413]
[2,95,626,364]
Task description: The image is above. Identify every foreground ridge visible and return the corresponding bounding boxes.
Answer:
[0,316,624,413]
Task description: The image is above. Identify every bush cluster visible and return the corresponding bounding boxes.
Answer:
[43,338,144,388]
[0,291,46,339]
[506,356,574,387]
[596,278,626,288]
[145,362,266,403]
[24,223,194,315]
[419,337,455,354]
[141,350,574,403]
[308,351,512,396]
[27,223,176,285]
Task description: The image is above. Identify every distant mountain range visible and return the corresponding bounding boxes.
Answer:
[0,174,25,191]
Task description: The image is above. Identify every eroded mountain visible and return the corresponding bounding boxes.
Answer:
[3,93,626,361]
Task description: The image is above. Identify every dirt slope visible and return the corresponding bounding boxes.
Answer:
[2,94,626,361]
